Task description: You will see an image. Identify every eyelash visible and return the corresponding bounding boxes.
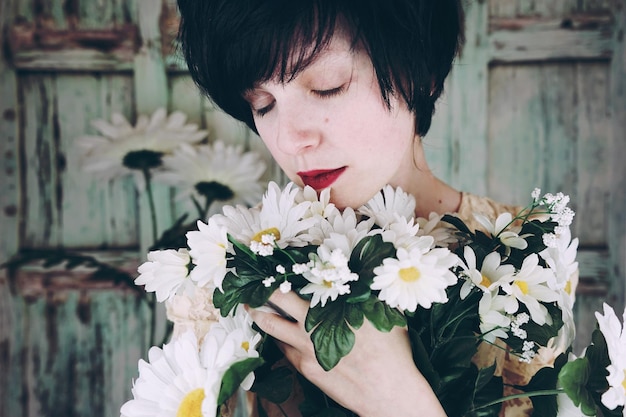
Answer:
[312,85,346,98]
[252,85,347,118]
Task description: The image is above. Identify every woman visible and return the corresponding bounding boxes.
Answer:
[176,1,549,415]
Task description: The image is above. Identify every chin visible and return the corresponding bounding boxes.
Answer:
[328,189,370,210]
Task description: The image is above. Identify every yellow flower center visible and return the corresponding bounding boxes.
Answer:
[480,274,492,287]
[251,227,281,243]
[241,341,250,352]
[515,280,529,295]
[622,370,626,391]
[565,280,572,295]
[323,280,333,288]
[177,388,205,417]
[399,267,421,282]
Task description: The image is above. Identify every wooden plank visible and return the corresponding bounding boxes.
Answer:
[607,0,626,312]
[487,64,584,207]
[0,0,20,263]
[19,74,138,249]
[424,82,454,185]
[487,65,547,205]
[19,75,63,248]
[489,0,612,18]
[133,0,173,255]
[577,248,611,291]
[8,21,138,71]
[11,50,135,72]
[4,282,153,417]
[490,26,613,63]
[56,74,138,248]
[573,63,611,245]
[449,0,490,196]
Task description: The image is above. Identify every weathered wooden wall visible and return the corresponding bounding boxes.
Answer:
[0,0,624,416]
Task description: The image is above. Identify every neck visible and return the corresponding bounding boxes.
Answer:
[399,141,462,218]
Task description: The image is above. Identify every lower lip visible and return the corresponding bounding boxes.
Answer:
[298,167,346,190]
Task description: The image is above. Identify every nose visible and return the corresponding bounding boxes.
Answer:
[275,105,322,155]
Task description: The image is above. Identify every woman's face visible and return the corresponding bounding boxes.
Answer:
[244,31,420,209]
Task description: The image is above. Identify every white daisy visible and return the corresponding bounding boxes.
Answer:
[187,218,230,291]
[595,303,626,414]
[323,207,375,252]
[371,246,458,312]
[156,141,266,217]
[299,244,359,307]
[120,331,226,417]
[209,308,262,390]
[135,248,192,302]
[540,227,579,351]
[499,254,560,326]
[474,212,528,250]
[296,186,339,220]
[357,185,416,228]
[415,212,457,248]
[78,108,207,189]
[459,247,515,300]
[540,227,579,306]
[478,292,511,343]
[217,182,318,254]
[378,216,428,252]
[295,186,340,244]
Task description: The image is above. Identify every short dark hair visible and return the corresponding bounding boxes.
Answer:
[177,0,464,137]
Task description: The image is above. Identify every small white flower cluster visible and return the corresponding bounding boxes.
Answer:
[250,232,278,256]
[534,189,576,247]
[509,312,537,363]
[510,312,530,340]
[300,248,360,307]
[520,340,537,363]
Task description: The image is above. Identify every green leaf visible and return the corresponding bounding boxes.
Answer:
[251,366,294,404]
[229,234,257,259]
[213,270,277,316]
[218,357,265,405]
[296,374,354,417]
[361,297,406,332]
[520,354,567,417]
[408,327,440,389]
[465,364,503,417]
[307,302,356,371]
[441,214,473,234]
[558,357,596,415]
[348,235,396,286]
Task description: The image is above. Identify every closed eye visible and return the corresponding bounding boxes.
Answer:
[312,85,346,98]
[252,101,275,117]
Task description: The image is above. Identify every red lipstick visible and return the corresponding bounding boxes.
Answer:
[298,167,346,190]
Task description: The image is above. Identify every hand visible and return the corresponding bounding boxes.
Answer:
[248,290,447,417]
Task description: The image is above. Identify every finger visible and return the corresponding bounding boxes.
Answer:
[248,306,306,348]
[267,290,309,323]
[264,300,298,323]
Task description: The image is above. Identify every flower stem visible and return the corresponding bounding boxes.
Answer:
[470,389,564,411]
[142,167,158,242]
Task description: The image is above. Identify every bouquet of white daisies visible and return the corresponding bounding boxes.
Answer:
[121,182,625,417]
